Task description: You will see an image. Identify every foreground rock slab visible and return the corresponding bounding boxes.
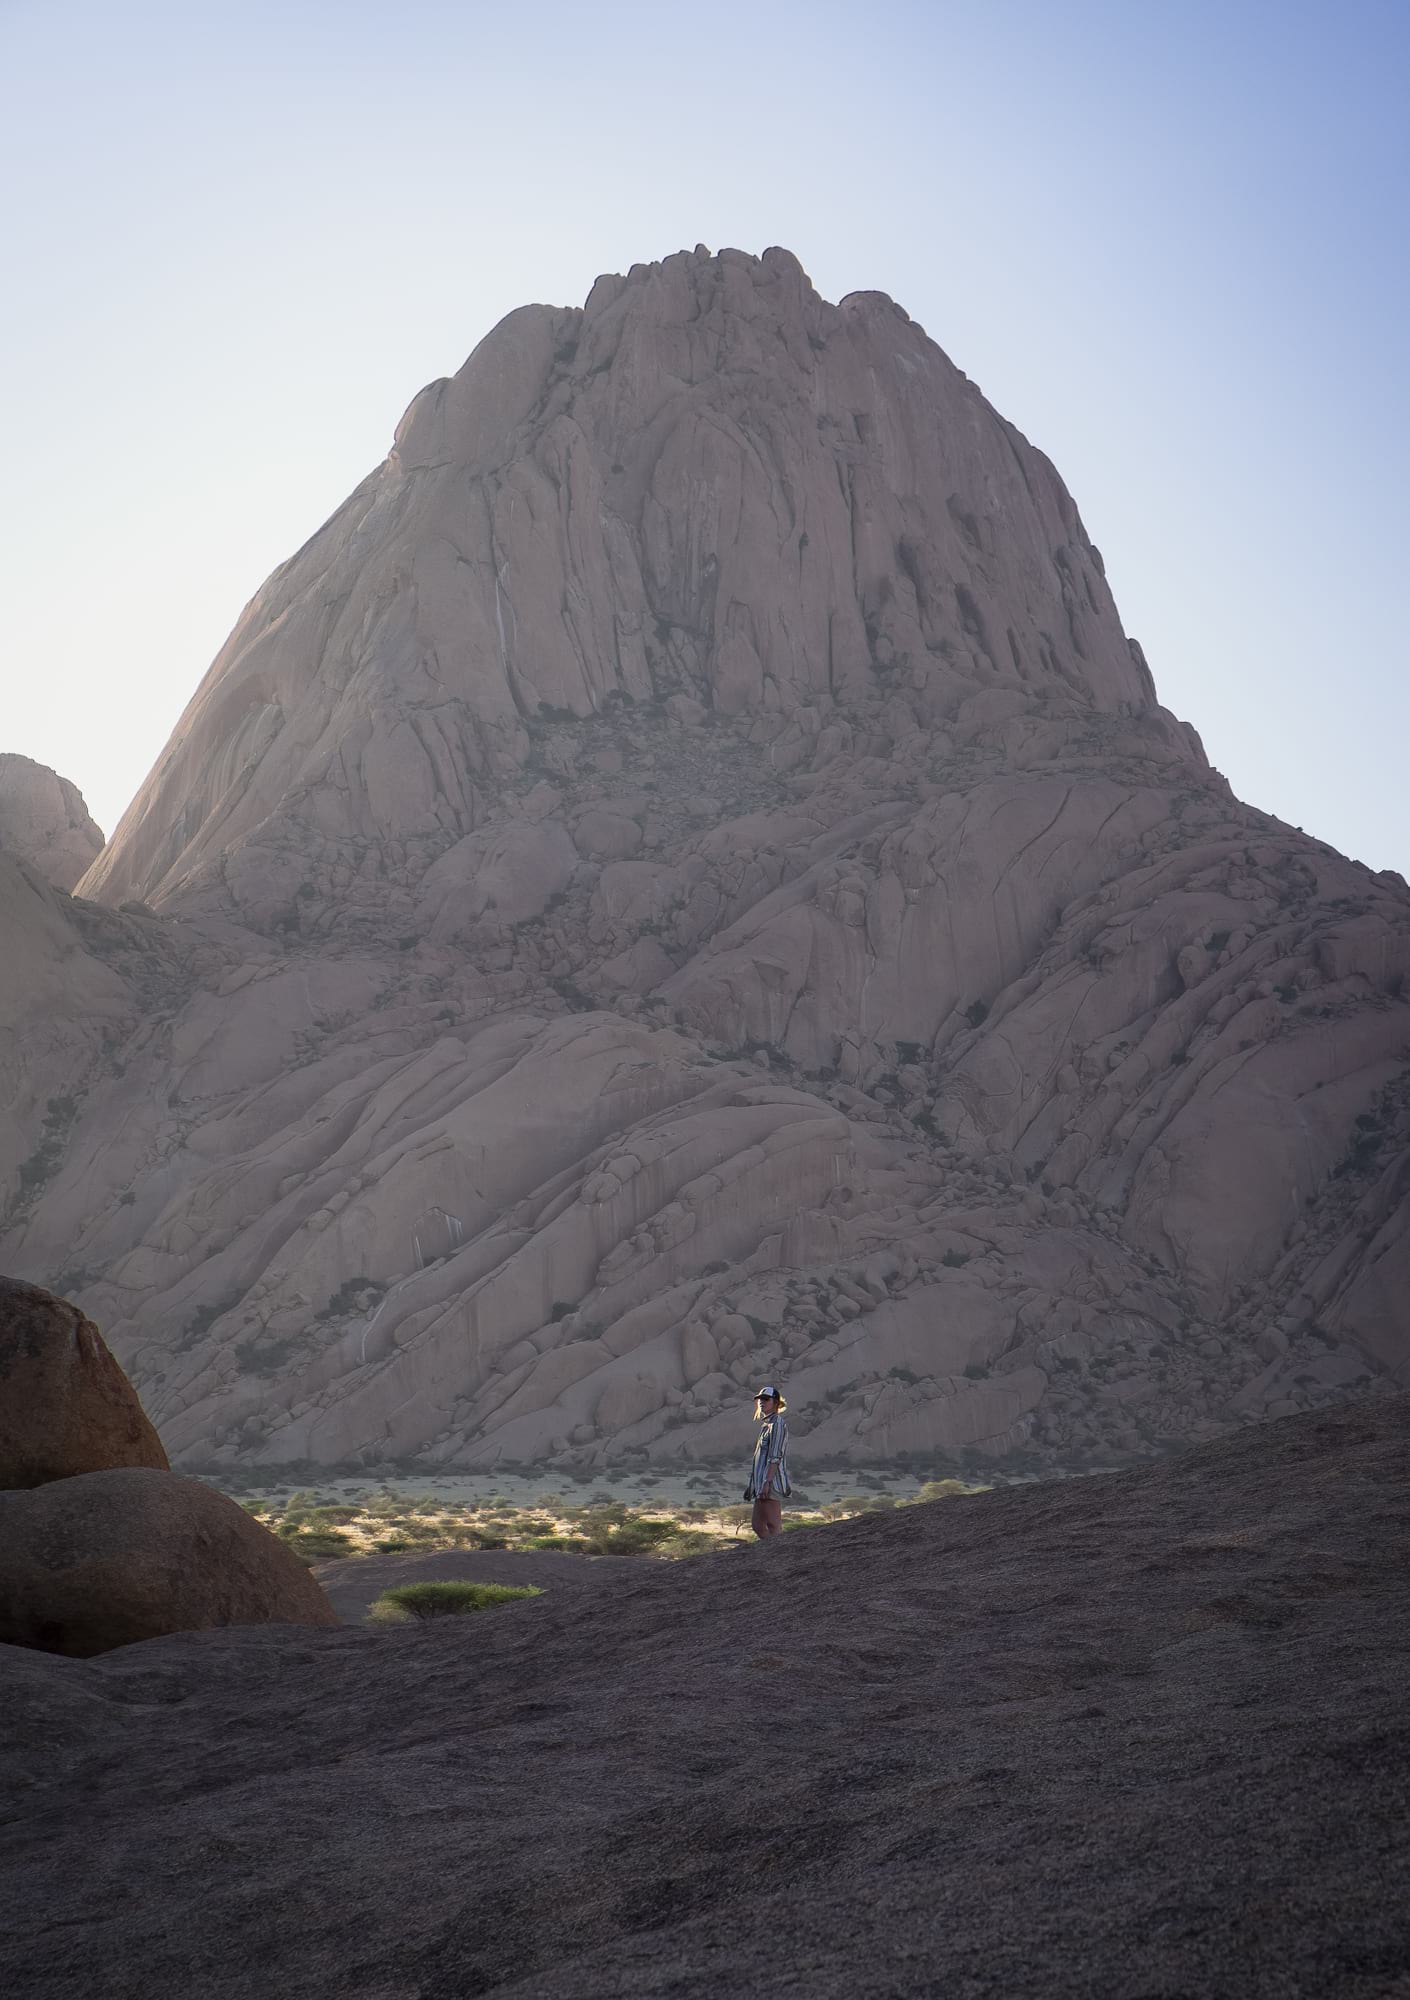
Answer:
[0,1467,338,1656]
[0,1274,167,1489]
[312,1543,653,1624]
[2,1396,1406,1997]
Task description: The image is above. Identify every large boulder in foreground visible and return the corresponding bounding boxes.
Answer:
[0,1468,339,1657]
[0,1276,168,1490]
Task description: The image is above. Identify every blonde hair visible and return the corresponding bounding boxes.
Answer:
[753,1390,787,1420]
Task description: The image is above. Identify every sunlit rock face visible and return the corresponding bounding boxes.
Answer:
[0,755,103,892]
[3,247,1405,1477]
[77,244,1180,925]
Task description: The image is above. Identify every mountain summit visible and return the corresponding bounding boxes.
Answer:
[80,244,1188,923]
[5,247,1407,1476]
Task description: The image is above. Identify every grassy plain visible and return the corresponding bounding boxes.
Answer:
[236,1479,984,1565]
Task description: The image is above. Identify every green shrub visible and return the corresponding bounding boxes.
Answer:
[914,1479,975,1503]
[577,1498,631,1524]
[665,1530,717,1554]
[318,1275,375,1321]
[593,1517,681,1555]
[368,1581,542,1624]
[283,1528,355,1559]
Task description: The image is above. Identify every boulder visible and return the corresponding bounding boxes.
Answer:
[0,754,103,890]
[0,1467,339,1657]
[0,1276,168,1489]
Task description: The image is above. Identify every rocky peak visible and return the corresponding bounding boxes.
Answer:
[79,246,1192,924]
[0,755,103,892]
[7,249,1405,1485]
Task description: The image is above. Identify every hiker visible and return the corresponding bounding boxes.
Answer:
[746,1383,790,1537]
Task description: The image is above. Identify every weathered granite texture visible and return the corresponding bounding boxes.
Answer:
[0,754,102,890]
[0,1467,338,1655]
[2,1397,1407,1995]
[0,1274,167,1488]
[2,248,1405,1474]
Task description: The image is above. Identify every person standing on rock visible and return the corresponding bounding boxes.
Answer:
[746,1385,790,1537]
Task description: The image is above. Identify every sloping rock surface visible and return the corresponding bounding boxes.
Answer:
[313,1544,647,1624]
[0,753,103,890]
[2,248,1407,1474]
[2,1396,1407,1997]
[0,1274,167,1488]
[0,1466,338,1656]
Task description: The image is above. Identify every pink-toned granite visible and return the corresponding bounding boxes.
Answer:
[0,248,1403,1477]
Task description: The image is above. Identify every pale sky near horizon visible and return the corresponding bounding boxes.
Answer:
[2,0,1406,872]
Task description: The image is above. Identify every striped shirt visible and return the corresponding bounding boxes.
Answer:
[748,1413,790,1499]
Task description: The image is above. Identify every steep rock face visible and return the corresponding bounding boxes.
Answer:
[0,755,103,891]
[78,245,1183,926]
[2,248,1405,1477]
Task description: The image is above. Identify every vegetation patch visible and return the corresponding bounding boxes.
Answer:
[236,1475,989,1567]
[369,1581,542,1624]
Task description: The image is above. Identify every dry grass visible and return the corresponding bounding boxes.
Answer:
[244,1482,986,1565]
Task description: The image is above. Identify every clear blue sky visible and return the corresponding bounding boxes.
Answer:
[3,0,1406,872]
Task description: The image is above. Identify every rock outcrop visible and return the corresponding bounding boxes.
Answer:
[0,1467,340,1656]
[0,1274,168,1488]
[78,246,1176,924]
[0,754,103,890]
[1,248,1406,1475]
[2,1396,1408,1996]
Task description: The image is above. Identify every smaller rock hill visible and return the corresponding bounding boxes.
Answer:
[3,1394,1407,1999]
[0,754,103,891]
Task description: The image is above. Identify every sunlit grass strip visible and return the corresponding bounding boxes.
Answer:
[244,1479,988,1564]
[367,1581,543,1624]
